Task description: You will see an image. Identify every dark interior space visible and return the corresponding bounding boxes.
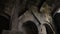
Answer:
[53,13,60,34]
[44,24,54,34]
[0,15,10,34]
[22,21,38,34]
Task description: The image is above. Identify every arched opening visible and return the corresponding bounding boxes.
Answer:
[53,13,60,34]
[44,24,54,34]
[0,16,10,34]
[22,21,38,34]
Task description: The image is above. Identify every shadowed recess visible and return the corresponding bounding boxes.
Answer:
[22,21,38,34]
[0,16,10,34]
[44,24,54,34]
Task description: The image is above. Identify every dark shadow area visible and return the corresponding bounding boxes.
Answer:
[53,13,60,34]
[0,16,10,34]
[44,24,54,34]
[22,21,38,34]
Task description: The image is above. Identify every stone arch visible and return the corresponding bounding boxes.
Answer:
[0,14,10,34]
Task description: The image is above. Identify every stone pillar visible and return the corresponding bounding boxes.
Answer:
[9,0,20,34]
